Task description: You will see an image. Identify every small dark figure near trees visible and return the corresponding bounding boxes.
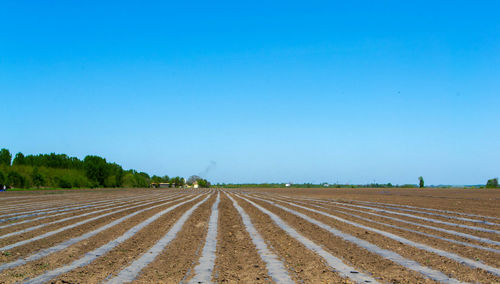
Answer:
[418,176,424,188]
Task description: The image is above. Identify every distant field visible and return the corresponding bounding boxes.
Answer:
[0,187,499,283]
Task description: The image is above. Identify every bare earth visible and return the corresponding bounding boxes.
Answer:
[0,187,499,283]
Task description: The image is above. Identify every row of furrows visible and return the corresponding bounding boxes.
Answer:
[0,191,201,283]
[0,193,167,231]
[0,194,185,250]
[0,192,151,214]
[0,189,208,226]
[241,192,500,282]
[0,192,173,229]
[257,193,500,247]
[0,189,498,283]
[0,189,208,214]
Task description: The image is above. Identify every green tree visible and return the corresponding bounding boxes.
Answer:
[55,175,72,188]
[197,179,210,188]
[122,172,136,188]
[171,176,184,187]
[133,172,150,188]
[106,163,124,187]
[12,152,25,165]
[31,167,45,188]
[83,155,109,187]
[418,176,424,188]
[7,171,27,188]
[151,175,163,184]
[162,175,170,183]
[486,178,498,188]
[169,176,185,187]
[0,148,12,166]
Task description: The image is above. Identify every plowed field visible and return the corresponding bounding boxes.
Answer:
[0,187,499,283]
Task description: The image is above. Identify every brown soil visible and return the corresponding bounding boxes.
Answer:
[273,195,500,256]
[0,197,184,260]
[131,194,215,283]
[234,194,354,283]
[0,187,498,283]
[212,193,271,283]
[245,194,500,283]
[0,195,193,283]
[51,194,206,283]
[242,195,431,283]
[0,196,163,236]
[240,188,500,217]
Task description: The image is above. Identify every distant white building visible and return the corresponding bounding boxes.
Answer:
[285,183,291,187]
[193,181,199,189]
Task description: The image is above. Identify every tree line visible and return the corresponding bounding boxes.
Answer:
[217,176,499,189]
[0,148,208,190]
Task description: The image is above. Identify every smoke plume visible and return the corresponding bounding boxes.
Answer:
[199,160,216,178]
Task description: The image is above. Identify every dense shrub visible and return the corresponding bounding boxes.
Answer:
[31,167,45,188]
[0,170,5,187]
[7,171,28,188]
[486,178,499,188]
[55,175,73,188]
[197,179,210,188]
[122,173,136,188]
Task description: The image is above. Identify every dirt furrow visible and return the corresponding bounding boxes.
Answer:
[0,195,187,263]
[0,195,194,282]
[355,200,500,221]
[0,194,152,218]
[107,194,214,283]
[223,192,293,283]
[18,194,207,284]
[249,195,500,283]
[0,196,180,251]
[350,201,500,226]
[187,192,220,283]
[269,194,500,243]
[0,195,170,235]
[247,188,500,217]
[267,194,500,254]
[127,193,214,283]
[234,194,365,283]
[323,199,500,235]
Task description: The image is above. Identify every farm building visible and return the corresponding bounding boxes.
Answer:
[150,183,171,188]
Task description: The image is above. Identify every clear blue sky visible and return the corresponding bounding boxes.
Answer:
[1,1,499,185]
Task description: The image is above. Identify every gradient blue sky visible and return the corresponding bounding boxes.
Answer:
[1,1,499,185]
